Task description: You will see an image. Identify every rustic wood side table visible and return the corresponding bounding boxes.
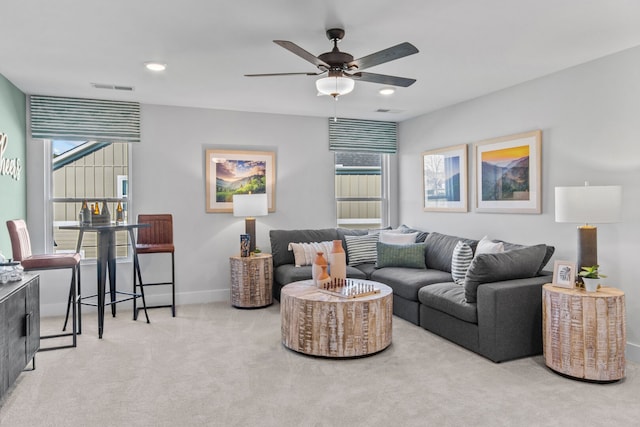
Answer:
[542,283,626,381]
[229,254,273,308]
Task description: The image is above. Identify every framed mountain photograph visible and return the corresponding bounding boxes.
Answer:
[205,149,276,213]
[474,130,541,214]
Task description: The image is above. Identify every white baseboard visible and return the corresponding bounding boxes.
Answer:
[40,288,231,318]
[626,342,640,363]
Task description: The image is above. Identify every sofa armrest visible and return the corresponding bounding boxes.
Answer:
[477,275,550,362]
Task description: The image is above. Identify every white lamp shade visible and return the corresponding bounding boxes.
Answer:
[232,193,268,217]
[555,185,622,224]
[316,76,355,97]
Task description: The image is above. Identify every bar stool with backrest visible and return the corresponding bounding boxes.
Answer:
[133,214,175,319]
[6,219,81,351]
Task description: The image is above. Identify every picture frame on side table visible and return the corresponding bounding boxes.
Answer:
[474,130,541,214]
[552,260,576,288]
[205,149,276,213]
[422,144,468,212]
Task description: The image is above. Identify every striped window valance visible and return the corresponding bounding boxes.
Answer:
[30,95,141,142]
[329,118,397,154]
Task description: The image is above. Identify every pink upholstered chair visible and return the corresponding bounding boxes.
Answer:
[6,219,81,350]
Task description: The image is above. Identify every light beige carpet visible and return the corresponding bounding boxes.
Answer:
[0,302,637,427]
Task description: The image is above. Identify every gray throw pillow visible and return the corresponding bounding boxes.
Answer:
[463,244,547,303]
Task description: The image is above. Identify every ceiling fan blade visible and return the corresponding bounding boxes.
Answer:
[245,72,324,77]
[349,42,419,71]
[273,40,330,70]
[349,72,416,87]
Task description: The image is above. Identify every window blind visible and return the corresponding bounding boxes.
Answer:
[30,95,141,142]
[329,118,397,153]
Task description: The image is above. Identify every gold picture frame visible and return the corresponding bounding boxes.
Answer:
[205,149,276,213]
[422,144,468,212]
[474,130,542,214]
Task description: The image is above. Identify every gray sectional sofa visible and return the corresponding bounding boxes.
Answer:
[269,226,554,362]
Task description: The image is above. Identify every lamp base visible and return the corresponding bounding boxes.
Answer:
[577,225,597,276]
[245,218,256,254]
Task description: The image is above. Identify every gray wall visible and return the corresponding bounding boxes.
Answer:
[398,45,640,360]
[131,105,338,304]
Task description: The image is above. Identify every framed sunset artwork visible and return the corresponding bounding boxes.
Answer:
[205,149,276,213]
[474,130,541,213]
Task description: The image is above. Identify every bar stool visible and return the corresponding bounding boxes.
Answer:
[6,219,80,351]
[133,214,175,319]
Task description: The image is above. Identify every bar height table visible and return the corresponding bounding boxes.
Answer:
[60,222,150,339]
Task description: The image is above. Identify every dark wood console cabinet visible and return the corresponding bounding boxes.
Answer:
[0,274,40,399]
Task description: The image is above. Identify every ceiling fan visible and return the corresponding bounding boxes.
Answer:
[245,28,419,98]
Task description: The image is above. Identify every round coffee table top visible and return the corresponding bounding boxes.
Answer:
[281,279,392,302]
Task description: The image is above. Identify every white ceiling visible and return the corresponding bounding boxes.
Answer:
[2,0,640,122]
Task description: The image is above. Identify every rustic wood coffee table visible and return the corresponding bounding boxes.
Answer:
[280,279,393,358]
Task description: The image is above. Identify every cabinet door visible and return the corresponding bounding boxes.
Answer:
[26,277,40,360]
[0,298,7,397]
[5,287,27,390]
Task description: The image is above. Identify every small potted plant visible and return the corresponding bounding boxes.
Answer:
[578,265,606,292]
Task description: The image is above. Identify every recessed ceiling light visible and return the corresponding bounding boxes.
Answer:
[145,62,166,72]
[379,87,395,96]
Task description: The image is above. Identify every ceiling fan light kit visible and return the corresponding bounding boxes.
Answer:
[246,28,418,100]
[316,75,355,98]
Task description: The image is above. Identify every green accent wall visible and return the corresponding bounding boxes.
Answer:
[0,74,26,258]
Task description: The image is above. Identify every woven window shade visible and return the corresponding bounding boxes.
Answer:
[329,118,397,153]
[30,95,141,142]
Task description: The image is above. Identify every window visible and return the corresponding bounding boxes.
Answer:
[335,152,389,229]
[50,140,131,260]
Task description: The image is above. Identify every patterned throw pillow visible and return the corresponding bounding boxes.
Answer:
[451,241,474,285]
[287,241,334,266]
[376,242,426,269]
[344,234,379,266]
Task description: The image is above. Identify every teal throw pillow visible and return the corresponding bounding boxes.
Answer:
[376,242,426,269]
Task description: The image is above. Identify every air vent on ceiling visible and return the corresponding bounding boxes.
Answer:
[91,83,134,91]
[375,108,404,114]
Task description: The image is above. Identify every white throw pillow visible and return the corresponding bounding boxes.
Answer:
[287,241,334,267]
[475,236,504,256]
[451,241,474,285]
[379,231,418,245]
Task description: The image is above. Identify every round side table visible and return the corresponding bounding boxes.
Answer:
[229,254,273,308]
[542,284,626,381]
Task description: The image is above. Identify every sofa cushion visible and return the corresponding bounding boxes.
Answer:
[371,267,452,301]
[270,229,339,268]
[352,262,376,279]
[376,242,426,269]
[463,244,547,303]
[424,232,478,273]
[451,241,473,285]
[396,224,429,243]
[345,234,379,266]
[419,283,478,324]
[497,240,555,275]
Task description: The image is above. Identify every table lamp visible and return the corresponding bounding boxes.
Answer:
[554,183,622,275]
[233,193,268,254]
